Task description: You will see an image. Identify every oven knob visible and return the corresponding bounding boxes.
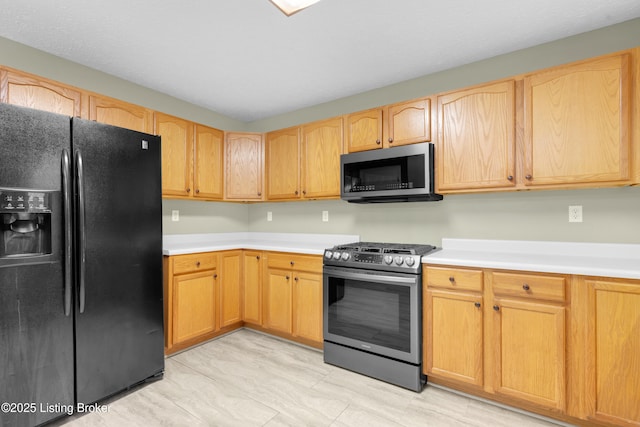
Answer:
[333,251,341,260]
[384,255,393,265]
[324,250,333,259]
[341,252,350,261]
[405,256,415,267]
[394,256,404,266]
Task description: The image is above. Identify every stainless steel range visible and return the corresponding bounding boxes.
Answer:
[322,242,438,391]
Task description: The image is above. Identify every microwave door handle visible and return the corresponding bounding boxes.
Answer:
[326,269,417,285]
[62,149,72,317]
[75,150,86,314]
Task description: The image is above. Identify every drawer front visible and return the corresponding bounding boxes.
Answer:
[172,253,217,274]
[425,266,483,292]
[267,253,322,273]
[492,272,565,302]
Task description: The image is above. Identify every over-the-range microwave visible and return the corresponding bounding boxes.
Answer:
[340,142,443,203]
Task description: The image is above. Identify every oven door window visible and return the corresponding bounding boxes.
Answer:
[327,276,412,353]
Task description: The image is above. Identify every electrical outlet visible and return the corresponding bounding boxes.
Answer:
[267,211,273,222]
[171,210,179,222]
[568,205,582,223]
[322,210,329,222]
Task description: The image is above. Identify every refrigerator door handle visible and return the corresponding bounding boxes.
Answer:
[62,149,72,316]
[76,149,86,314]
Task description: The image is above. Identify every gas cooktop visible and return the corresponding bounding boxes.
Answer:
[323,241,438,274]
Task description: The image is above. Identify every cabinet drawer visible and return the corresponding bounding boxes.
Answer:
[172,253,217,274]
[492,272,565,302]
[267,253,322,273]
[425,266,483,292]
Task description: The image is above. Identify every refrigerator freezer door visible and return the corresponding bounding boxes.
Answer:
[0,104,74,427]
[71,118,164,405]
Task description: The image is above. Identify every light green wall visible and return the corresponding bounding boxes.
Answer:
[2,19,640,243]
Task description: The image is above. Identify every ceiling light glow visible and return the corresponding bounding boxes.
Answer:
[269,0,322,16]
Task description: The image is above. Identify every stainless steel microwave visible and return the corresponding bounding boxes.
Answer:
[340,142,443,203]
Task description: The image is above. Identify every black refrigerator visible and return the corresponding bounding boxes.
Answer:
[0,103,165,427]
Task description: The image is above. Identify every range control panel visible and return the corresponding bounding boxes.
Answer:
[0,189,51,212]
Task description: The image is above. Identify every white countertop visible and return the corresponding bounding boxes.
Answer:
[423,238,640,279]
[163,232,360,256]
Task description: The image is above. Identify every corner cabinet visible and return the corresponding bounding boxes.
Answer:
[155,112,194,198]
[436,80,516,192]
[225,132,264,201]
[523,53,631,187]
[243,251,263,326]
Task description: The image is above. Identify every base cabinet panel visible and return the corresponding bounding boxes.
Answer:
[173,270,218,345]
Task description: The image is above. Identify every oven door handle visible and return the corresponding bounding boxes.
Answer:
[324,268,418,285]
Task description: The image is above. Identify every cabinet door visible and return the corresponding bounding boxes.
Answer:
[219,251,242,328]
[0,69,82,117]
[345,108,383,152]
[263,268,292,334]
[584,279,640,426]
[387,98,431,147]
[425,289,483,387]
[524,54,630,186]
[155,112,194,197]
[194,124,224,199]
[172,269,218,345]
[301,117,343,199]
[437,80,516,191]
[225,132,263,200]
[292,271,323,343]
[89,95,153,133]
[265,127,300,200]
[243,251,263,325]
[492,298,565,410]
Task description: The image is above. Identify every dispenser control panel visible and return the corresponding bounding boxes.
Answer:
[0,189,51,212]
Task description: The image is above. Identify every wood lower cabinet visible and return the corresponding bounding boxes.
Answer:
[164,251,243,354]
[219,251,243,328]
[243,251,263,325]
[225,132,263,200]
[263,252,323,347]
[89,95,153,133]
[581,278,640,426]
[0,68,83,117]
[424,266,484,388]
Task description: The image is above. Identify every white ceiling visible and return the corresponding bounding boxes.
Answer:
[1,0,639,122]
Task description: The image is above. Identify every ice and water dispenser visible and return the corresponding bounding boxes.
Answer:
[0,188,52,258]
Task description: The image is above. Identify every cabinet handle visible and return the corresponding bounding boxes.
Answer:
[196,189,200,194]
[213,273,218,279]
[257,192,262,196]
[290,261,295,266]
[286,275,290,280]
[522,284,530,291]
[295,190,298,195]
[196,261,201,267]
[448,276,455,283]
[302,190,306,195]
[376,139,381,145]
[294,277,299,282]
[186,188,191,193]
[256,255,260,260]
[388,138,393,143]
[507,175,513,181]
[525,174,532,180]
[493,305,500,311]
[474,302,481,308]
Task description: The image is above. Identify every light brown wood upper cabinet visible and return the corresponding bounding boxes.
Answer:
[345,108,383,152]
[194,124,224,200]
[523,53,631,187]
[345,98,431,153]
[155,112,194,198]
[89,95,153,133]
[265,127,301,200]
[436,80,516,192]
[301,116,343,199]
[225,132,264,201]
[0,68,83,117]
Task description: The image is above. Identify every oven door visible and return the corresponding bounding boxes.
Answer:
[323,265,421,364]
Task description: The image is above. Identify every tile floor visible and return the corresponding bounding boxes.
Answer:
[51,329,570,426]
